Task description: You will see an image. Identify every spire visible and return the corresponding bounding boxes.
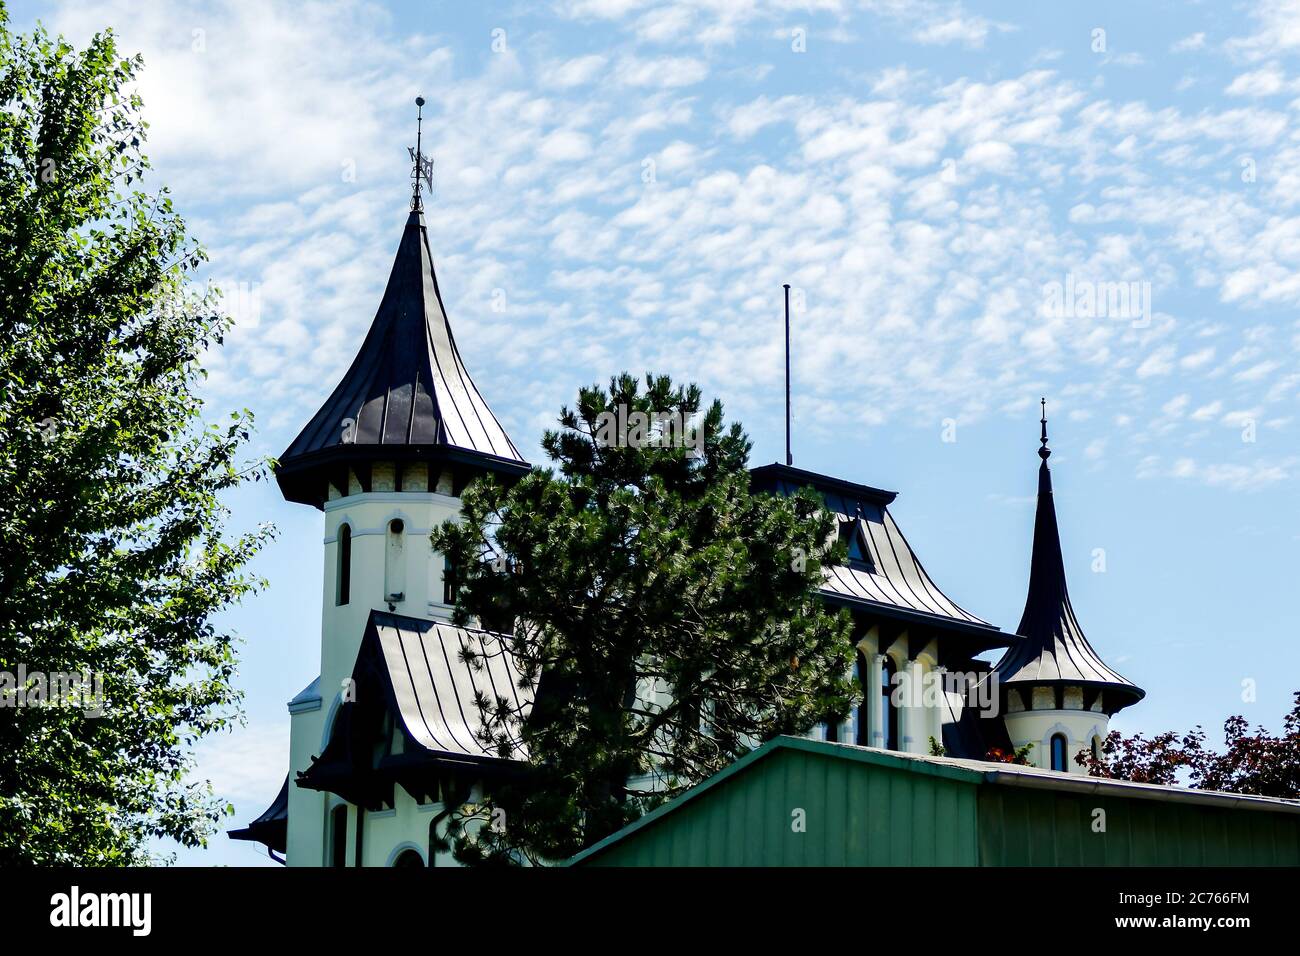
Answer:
[990,401,1143,714]
[275,129,527,509]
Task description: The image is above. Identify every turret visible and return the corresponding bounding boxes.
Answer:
[992,400,1143,773]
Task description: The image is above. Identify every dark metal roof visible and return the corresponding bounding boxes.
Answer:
[752,463,1008,645]
[276,210,528,506]
[227,773,288,855]
[369,611,531,760]
[751,462,897,506]
[991,408,1143,712]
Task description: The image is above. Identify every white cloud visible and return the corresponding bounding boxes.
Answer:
[544,54,608,88]
[1225,65,1293,97]
[614,54,709,87]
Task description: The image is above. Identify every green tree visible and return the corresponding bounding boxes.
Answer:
[432,373,857,864]
[0,14,272,864]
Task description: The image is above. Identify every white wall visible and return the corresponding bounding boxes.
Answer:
[286,469,467,867]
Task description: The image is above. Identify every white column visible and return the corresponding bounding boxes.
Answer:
[929,666,946,754]
[868,654,885,748]
[902,658,921,752]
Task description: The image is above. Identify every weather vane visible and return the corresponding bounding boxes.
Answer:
[408,95,433,211]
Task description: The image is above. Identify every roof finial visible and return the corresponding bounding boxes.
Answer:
[408,96,433,212]
[1039,397,1051,461]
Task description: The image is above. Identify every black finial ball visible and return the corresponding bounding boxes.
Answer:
[416,95,425,107]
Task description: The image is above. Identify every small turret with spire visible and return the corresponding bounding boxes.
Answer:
[991,399,1143,773]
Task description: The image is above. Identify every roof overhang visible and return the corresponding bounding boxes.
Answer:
[821,589,1013,651]
[276,443,531,509]
[750,462,898,506]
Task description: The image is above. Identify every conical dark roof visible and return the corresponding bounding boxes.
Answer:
[276,210,528,507]
[991,405,1143,714]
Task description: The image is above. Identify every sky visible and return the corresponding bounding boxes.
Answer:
[10,0,1300,865]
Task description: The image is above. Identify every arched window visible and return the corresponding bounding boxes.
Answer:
[336,523,351,606]
[1092,735,1103,762]
[881,658,899,751]
[1050,732,1068,771]
[392,848,425,868]
[384,519,405,603]
[330,805,348,867]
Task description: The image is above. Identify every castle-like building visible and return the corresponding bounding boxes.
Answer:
[230,165,1142,867]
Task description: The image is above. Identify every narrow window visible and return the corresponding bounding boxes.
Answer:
[881,658,899,751]
[442,555,457,605]
[1091,735,1103,762]
[384,519,405,603]
[330,805,348,867]
[336,523,351,606]
[1050,732,1068,771]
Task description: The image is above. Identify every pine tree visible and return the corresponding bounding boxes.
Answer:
[433,373,857,864]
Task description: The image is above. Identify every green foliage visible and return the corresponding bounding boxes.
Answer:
[0,13,272,864]
[1080,692,1300,798]
[432,373,857,864]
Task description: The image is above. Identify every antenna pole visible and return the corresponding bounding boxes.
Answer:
[783,283,792,466]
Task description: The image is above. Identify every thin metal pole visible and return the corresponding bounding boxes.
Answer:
[413,95,425,212]
[783,283,791,466]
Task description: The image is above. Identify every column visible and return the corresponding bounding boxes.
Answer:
[902,658,921,752]
[868,654,885,747]
[929,666,946,754]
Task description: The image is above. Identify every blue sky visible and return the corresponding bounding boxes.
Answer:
[13,0,1300,865]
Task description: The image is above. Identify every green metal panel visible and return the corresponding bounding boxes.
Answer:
[977,785,1300,866]
[569,738,1300,867]
[575,742,981,867]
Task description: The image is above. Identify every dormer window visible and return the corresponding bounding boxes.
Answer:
[838,518,874,572]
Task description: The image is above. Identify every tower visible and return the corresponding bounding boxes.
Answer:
[273,101,528,864]
[991,401,1143,773]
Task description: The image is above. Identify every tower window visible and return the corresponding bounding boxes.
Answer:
[442,555,457,605]
[330,805,348,867]
[392,848,425,868]
[1050,732,1068,771]
[384,519,405,603]
[881,658,899,751]
[336,524,352,606]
